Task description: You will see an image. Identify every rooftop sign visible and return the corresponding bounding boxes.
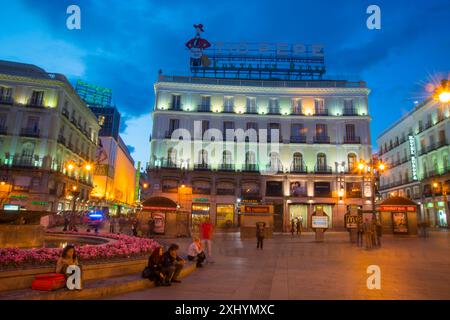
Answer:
[185,24,325,80]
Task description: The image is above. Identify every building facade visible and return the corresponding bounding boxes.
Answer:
[90,136,136,215]
[0,61,100,212]
[377,97,450,227]
[148,75,373,231]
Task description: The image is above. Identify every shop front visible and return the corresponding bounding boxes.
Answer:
[377,196,418,235]
[288,203,334,230]
[191,202,211,233]
[239,204,274,239]
[216,204,235,228]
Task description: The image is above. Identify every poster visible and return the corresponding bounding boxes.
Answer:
[312,216,328,228]
[392,212,408,234]
[290,181,307,197]
[151,212,166,234]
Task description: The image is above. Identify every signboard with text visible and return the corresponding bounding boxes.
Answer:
[311,216,328,229]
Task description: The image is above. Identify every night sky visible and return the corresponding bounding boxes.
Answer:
[1,0,449,167]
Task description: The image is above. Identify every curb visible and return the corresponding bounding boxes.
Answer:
[13,263,197,300]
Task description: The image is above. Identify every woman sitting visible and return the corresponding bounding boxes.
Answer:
[147,246,167,286]
[187,238,206,268]
[56,244,82,289]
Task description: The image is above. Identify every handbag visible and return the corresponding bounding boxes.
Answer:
[32,273,66,291]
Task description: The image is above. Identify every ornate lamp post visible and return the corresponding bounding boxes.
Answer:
[357,159,386,221]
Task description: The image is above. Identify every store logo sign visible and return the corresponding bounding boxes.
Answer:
[409,135,418,180]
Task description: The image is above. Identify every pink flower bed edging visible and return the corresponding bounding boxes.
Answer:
[0,232,159,270]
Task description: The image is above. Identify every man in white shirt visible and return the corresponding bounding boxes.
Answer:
[187,238,206,268]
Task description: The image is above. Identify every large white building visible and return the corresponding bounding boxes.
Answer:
[0,61,100,212]
[377,97,450,227]
[148,74,373,231]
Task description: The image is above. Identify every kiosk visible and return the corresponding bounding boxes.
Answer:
[377,196,418,235]
[239,204,274,239]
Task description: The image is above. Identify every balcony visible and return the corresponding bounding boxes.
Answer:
[290,163,308,174]
[26,99,45,109]
[246,107,258,114]
[218,163,235,171]
[268,108,280,115]
[197,104,211,112]
[160,159,179,169]
[343,136,361,144]
[419,139,448,155]
[0,125,7,135]
[20,127,40,138]
[313,135,330,144]
[314,165,332,174]
[12,156,36,168]
[223,106,234,113]
[168,103,182,111]
[194,163,210,171]
[267,134,283,143]
[314,109,329,116]
[265,164,284,173]
[343,108,358,116]
[0,96,13,105]
[242,164,259,172]
[290,135,307,143]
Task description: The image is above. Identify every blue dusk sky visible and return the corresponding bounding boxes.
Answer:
[0,0,449,167]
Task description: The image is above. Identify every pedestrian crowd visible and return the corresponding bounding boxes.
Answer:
[356,218,382,250]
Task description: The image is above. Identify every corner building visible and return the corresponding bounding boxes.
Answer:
[148,75,373,231]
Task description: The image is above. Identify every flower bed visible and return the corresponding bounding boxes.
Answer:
[0,232,159,271]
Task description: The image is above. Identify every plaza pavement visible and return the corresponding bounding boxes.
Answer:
[109,230,450,300]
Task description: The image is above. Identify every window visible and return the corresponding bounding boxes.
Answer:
[245,151,256,165]
[224,96,234,112]
[266,181,283,197]
[246,97,257,113]
[198,149,208,165]
[168,119,179,135]
[26,116,39,131]
[316,124,327,136]
[293,153,304,171]
[345,124,356,139]
[314,99,325,114]
[0,86,12,102]
[0,114,7,129]
[439,130,446,145]
[269,123,281,142]
[269,98,279,114]
[98,115,105,126]
[291,124,304,137]
[30,91,44,106]
[167,148,177,165]
[292,99,302,114]
[222,150,232,165]
[317,153,327,168]
[201,120,209,136]
[344,99,354,112]
[200,96,211,110]
[171,95,181,110]
[268,152,281,171]
[348,153,357,171]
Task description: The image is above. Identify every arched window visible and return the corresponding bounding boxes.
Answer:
[293,152,303,170]
[269,152,281,171]
[245,151,256,170]
[222,150,232,165]
[317,153,327,168]
[443,154,449,172]
[348,153,357,171]
[21,142,35,166]
[423,161,428,178]
[198,149,208,166]
[167,147,177,166]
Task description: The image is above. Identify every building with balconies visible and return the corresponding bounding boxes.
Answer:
[0,60,100,211]
[148,74,373,231]
[377,97,450,228]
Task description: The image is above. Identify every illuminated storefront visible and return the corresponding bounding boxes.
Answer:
[216,204,235,227]
[191,202,210,232]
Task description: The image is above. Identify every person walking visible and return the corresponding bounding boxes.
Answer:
[296,218,302,236]
[63,215,69,232]
[356,220,364,247]
[375,220,382,247]
[290,219,295,236]
[109,216,115,234]
[256,222,266,250]
[199,219,214,263]
[363,218,373,250]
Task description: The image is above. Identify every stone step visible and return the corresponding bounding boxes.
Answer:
[0,263,196,300]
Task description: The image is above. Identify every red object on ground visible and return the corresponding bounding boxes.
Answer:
[200,222,213,240]
[32,273,66,291]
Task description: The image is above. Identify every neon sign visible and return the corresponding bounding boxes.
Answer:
[408,135,418,180]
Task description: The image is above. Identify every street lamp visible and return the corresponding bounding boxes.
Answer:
[434,80,450,103]
[357,159,387,220]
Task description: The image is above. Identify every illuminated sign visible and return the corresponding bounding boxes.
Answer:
[408,135,418,180]
[3,204,20,211]
[312,216,328,228]
[242,205,271,214]
[379,205,417,212]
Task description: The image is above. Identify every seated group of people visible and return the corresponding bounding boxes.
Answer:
[144,238,206,286]
[54,238,207,290]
